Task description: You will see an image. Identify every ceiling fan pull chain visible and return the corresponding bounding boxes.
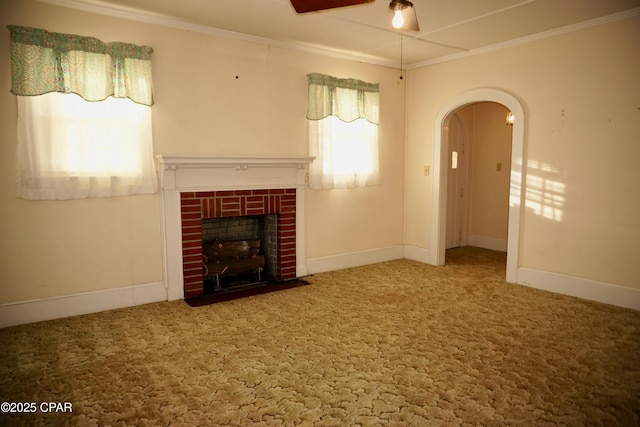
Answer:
[399,34,404,80]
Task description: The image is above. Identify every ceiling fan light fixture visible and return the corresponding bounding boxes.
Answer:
[392,9,404,28]
[388,0,419,31]
[388,0,411,12]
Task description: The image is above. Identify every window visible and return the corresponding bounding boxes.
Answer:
[306,73,380,190]
[8,25,156,200]
[16,93,156,200]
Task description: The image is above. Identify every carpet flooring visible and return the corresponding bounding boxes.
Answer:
[1,247,639,426]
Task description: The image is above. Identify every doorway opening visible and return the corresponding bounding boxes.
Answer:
[431,88,525,283]
[445,102,513,253]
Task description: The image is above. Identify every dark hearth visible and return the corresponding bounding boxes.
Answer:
[186,279,310,307]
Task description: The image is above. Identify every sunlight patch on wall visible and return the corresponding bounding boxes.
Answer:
[525,160,565,222]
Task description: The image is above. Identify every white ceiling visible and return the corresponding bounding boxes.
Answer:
[48,0,640,68]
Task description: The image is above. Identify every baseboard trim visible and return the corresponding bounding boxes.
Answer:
[4,259,636,328]
[468,235,508,252]
[0,281,167,328]
[306,246,404,275]
[517,268,640,311]
[403,245,433,264]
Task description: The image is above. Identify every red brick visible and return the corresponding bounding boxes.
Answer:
[183,247,202,256]
[246,202,266,210]
[181,212,202,221]
[181,205,201,213]
[181,198,201,206]
[279,247,296,256]
[182,240,202,249]
[183,254,202,264]
[183,265,202,274]
[246,208,266,216]
[280,240,296,249]
[200,199,208,217]
[221,196,240,207]
[279,224,296,234]
[279,215,295,225]
[221,209,241,217]
[268,195,280,213]
[196,191,216,198]
[245,201,264,208]
[280,268,297,279]
[179,185,299,299]
[182,232,201,242]
[182,221,201,230]
[184,282,201,289]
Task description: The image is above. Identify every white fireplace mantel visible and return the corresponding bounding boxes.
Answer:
[157,155,315,192]
[156,155,315,300]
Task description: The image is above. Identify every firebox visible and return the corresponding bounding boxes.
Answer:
[180,189,297,299]
[200,214,278,292]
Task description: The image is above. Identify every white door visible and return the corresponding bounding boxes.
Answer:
[446,114,468,249]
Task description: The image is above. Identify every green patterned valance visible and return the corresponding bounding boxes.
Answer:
[306,73,379,124]
[8,25,154,106]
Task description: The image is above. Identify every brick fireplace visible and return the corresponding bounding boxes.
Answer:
[157,155,314,301]
[181,189,296,298]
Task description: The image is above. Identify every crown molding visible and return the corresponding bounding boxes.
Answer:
[38,1,639,70]
[408,7,640,70]
[37,0,396,67]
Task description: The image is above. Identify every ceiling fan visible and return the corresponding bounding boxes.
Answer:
[290,0,419,31]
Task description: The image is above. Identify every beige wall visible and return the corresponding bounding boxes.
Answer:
[406,15,640,288]
[1,0,637,307]
[0,0,406,303]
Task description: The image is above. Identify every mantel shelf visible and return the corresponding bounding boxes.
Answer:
[156,155,315,169]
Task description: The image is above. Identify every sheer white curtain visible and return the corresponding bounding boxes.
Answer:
[308,116,379,189]
[306,74,380,190]
[16,93,157,200]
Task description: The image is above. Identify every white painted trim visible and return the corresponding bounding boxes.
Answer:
[468,235,508,252]
[0,281,166,328]
[517,268,640,311]
[37,0,394,67]
[156,155,314,301]
[403,245,431,264]
[306,246,404,275]
[432,88,525,284]
[38,1,639,69]
[409,8,640,69]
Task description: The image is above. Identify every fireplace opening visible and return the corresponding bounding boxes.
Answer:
[201,214,278,293]
[180,188,298,300]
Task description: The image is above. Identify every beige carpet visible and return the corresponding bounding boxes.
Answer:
[1,247,639,426]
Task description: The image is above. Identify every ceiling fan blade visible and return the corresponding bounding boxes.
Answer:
[290,0,375,14]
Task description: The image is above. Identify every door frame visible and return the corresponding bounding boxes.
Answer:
[431,88,525,283]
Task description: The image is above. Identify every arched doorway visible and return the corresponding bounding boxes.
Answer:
[431,88,525,283]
